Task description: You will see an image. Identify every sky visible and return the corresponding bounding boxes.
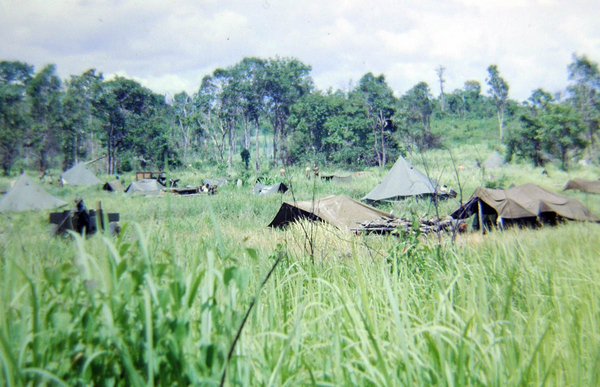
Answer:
[1,0,599,101]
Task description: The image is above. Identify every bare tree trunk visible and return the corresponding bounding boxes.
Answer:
[227,119,233,173]
[255,119,260,171]
[497,109,504,140]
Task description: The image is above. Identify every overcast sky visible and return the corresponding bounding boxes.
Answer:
[1,0,599,101]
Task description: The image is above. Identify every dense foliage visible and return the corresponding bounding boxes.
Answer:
[1,54,600,176]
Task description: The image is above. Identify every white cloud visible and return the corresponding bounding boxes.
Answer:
[1,0,600,100]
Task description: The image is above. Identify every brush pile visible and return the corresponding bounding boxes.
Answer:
[353,216,455,235]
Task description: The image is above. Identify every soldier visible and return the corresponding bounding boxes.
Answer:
[312,163,320,177]
[305,165,311,180]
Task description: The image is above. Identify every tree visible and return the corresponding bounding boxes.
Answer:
[540,103,587,170]
[435,65,446,113]
[399,81,437,148]
[61,69,103,169]
[506,89,587,170]
[230,58,267,171]
[352,73,396,166]
[263,57,313,164]
[486,65,509,139]
[0,61,33,175]
[26,64,63,171]
[172,91,202,165]
[567,54,600,156]
[92,77,162,174]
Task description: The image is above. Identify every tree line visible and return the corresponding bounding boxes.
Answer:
[1,54,598,176]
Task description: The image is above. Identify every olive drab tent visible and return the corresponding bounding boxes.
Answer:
[253,182,288,195]
[320,173,353,184]
[103,179,125,192]
[451,183,600,226]
[203,178,228,186]
[125,179,161,196]
[61,162,102,186]
[0,174,68,212]
[268,195,394,231]
[563,178,600,194]
[362,155,437,202]
[481,151,505,169]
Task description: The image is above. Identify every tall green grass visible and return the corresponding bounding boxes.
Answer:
[1,145,599,384]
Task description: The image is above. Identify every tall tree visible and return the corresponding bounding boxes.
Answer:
[352,73,396,166]
[61,69,103,169]
[486,65,509,139]
[0,61,33,175]
[92,77,159,174]
[172,91,201,165]
[435,65,446,113]
[567,54,600,156]
[540,103,587,170]
[399,81,436,148]
[231,58,266,171]
[26,64,63,171]
[263,57,313,164]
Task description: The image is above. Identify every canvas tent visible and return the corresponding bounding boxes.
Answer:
[563,178,600,194]
[125,179,161,196]
[253,182,288,195]
[0,174,67,212]
[203,178,227,186]
[321,173,353,184]
[362,155,437,202]
[61,162,102,186]
[451,183,600,226]
[481,151,504,169]
[268,195,393,231]
[103,179,124,192]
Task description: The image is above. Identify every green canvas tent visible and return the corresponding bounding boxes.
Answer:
[0,174,68,212]
[563,178,600,194]
[451,183,600,226]
[103,179,124,192]
[362,155,437,202]
[61,162,102,186]
[203,178,227,186]
[321,173,353,184]
[125,179,161,196]
[253,182,288,195]
[268,195,393,231]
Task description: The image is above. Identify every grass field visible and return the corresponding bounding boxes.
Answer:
[1,144,600,385]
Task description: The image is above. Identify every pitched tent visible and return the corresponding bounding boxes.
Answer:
[0,174,67,212]
[563,178,600,194]
[321,173,353,184]
[61,162,102,186]
[362,155,437,202]
[103,179,124,192]
[203,178,227,186]
[451,183,600,225]
[125,179,161,196]
[268,195,393,231]
[481,151,504,169]
[253,182,288,195]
